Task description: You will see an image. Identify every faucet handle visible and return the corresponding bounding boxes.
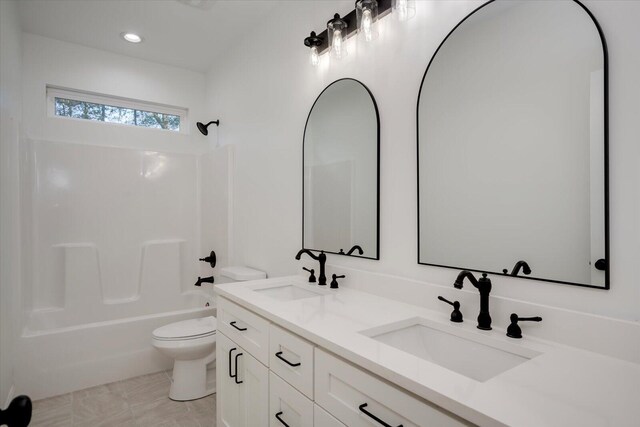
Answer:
[302,267,316,283]
[506,313,542,339]
[437,296,463,323]
[330,274,345,289]
[198,251,217,268]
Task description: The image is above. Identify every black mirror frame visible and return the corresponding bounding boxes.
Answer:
[415,0,610,290]
[302,78,381,260]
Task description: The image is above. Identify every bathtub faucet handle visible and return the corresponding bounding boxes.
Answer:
[199,251,217,269]
[194,276,214,287]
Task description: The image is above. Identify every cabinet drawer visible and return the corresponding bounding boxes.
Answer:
[315,349,471,427]
[314,404,346,427]
[269,372,314,427]
[218,297,270,365]
[269,324,314,399]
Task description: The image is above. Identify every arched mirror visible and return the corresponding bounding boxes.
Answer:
[417,0,608,288]
[303,79,380,259]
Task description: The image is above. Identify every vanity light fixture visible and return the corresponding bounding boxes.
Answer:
[121,32,143,43]
[356,0,379,42]
[327,13,349,59]
[304,31,323,66]
[304,0,401,66]
[392,0,415,21]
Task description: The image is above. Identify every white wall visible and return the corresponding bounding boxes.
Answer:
[0,0,23,406]
[22,33,211,154]
[205,0,640,322]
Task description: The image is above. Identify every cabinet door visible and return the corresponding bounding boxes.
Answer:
[217,332,269,427]
[269,372,314,427]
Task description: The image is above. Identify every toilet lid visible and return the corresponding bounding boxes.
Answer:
[152,316,217,340]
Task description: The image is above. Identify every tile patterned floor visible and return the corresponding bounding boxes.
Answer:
[30,371,216,427]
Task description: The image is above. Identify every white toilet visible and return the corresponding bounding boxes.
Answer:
[152,266,266,401]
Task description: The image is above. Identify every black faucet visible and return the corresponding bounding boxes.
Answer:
[295,249,327,286]
[454,271,492,330]
[194,276,214,287]
[338,245,364,256]
[437,296,463,323]
[506,313,542,339]
[302,267,316,283]
[503,260,531,276]
[330,274,345,289]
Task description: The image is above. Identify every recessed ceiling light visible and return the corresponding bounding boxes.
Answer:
[121,32,143,43]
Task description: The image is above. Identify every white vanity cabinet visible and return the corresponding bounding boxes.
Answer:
[216,296,470,427]
[217,332,269,427]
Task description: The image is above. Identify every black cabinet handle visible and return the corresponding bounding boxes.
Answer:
[234,352,243,384]
[595,258,606,271]
[230,321,247,331]
[275,412,290,427]
[228,348,237,379]
[358,403,402,427]
[275,351,301,367]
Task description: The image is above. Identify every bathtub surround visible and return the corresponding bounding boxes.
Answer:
[0,0,23,407]
[206,0,640,322]
[11,34,232,400]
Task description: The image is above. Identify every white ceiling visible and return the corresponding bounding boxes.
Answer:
[18,0,279,73]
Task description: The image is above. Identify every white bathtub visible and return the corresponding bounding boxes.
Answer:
[16,292,215,400]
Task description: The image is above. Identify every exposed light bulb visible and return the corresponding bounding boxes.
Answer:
[362,9,373,42]
[332,29,343,59]
[310,46,319,66]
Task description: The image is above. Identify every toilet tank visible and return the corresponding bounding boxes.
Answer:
[216,266,267,285]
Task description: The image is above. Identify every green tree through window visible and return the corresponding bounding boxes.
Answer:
[54,97,180,131]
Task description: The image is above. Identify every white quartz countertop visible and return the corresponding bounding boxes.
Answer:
[215,276,640,427]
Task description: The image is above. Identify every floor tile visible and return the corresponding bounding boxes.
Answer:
[30,371,216,427]
[130,398,190,426]
[119,371,171,406]
[72,390,129,423]
[31,394,73,427]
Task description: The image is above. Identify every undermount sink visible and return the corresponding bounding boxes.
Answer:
[253,284,324,301]
[361,318,541,382]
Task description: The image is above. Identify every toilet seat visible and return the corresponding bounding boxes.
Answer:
[152,316,217,341]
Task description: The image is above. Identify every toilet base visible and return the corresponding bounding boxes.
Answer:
[169,351,216,401]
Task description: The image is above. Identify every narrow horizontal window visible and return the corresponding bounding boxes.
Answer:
[47,87,187,133]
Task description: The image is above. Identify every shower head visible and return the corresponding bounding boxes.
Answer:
[196,120,220,135]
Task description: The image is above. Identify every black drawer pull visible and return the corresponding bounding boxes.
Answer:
[234,352,243,384]
[275,351,301,367]
[275,411,290,427]
[230,321,247,331]
[358,403,402,427]
[228,348,237,379]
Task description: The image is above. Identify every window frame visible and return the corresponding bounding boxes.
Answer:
[46,86,189,134]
